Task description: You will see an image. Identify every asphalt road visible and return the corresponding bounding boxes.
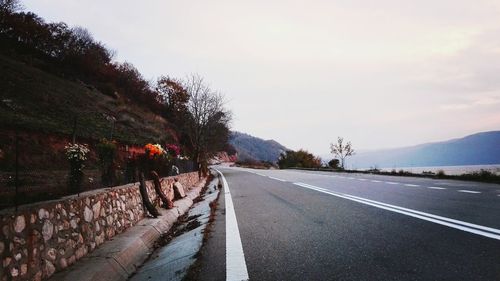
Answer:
[195,167,500,281]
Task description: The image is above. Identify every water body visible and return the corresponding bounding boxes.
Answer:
[364,164,500,176]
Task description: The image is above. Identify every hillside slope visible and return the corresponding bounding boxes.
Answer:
[229,131,287,163]
[349,131,500,168]
[0,54,175,145]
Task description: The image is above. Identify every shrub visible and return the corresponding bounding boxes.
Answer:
[328,159,340,169]
[165,143,180,158]
[64,143,89,193]
[278,149,321,169]
[460,169,494,181]
[478,169,493,178]
[436,170,446,178]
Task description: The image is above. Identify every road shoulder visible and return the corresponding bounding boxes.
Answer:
[184,180,226,281]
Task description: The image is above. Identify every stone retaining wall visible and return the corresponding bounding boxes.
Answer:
[0,172,200,281]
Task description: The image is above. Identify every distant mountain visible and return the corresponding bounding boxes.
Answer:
[348,131,500,169]
[229,131,288,163]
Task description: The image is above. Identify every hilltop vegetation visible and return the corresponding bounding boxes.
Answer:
[0,0,177,145]
[0,55,171,145]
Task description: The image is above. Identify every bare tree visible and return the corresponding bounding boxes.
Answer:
[330,137,355,169]
[183,74,231,175]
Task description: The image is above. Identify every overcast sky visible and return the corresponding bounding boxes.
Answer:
[25,0,500,156]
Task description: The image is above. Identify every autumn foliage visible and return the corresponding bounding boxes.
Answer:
[0,1,164,114]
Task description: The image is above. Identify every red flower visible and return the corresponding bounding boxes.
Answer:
[166,144,180,157]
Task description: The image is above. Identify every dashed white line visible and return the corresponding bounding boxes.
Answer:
[269,176,287,182]
[347,177,355,180]
[385,182,399,185]
[216,170,249,281]
[292,182,500,241]
[427,186,446,190]
[358,178,368,181]
[404,184,420,187]
[371,180,382,183]
[458,190,481,194]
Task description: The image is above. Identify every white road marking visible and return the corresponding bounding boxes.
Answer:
[269,176,287,182]
[358,179,368,181]
[427,186,446,190]
[347,177,355,180]
[404,184,420,187]
[216,170,249,281]
[385,181,399,185]
[371,180,382,183]
[440,182,470,187]
[458,190,481,194]
[292,182,500,240]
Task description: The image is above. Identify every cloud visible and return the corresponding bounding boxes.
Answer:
[410,28,500,94]
[440,95,500,111]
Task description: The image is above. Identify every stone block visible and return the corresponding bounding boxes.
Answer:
[14,215,26,233]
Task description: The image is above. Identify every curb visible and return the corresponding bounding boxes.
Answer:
[49,179,207,281]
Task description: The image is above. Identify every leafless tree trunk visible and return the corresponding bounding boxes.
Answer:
[139,172,160,217]
[183,74,231,171]
[151,171,173,209]
[330,137,355,169]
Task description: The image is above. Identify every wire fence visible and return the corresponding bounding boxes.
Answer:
[0,132,196,210]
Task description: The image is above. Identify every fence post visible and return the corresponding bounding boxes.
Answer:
[72,116,77,144]
[15,131,19,211]
[110,118,115,140]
